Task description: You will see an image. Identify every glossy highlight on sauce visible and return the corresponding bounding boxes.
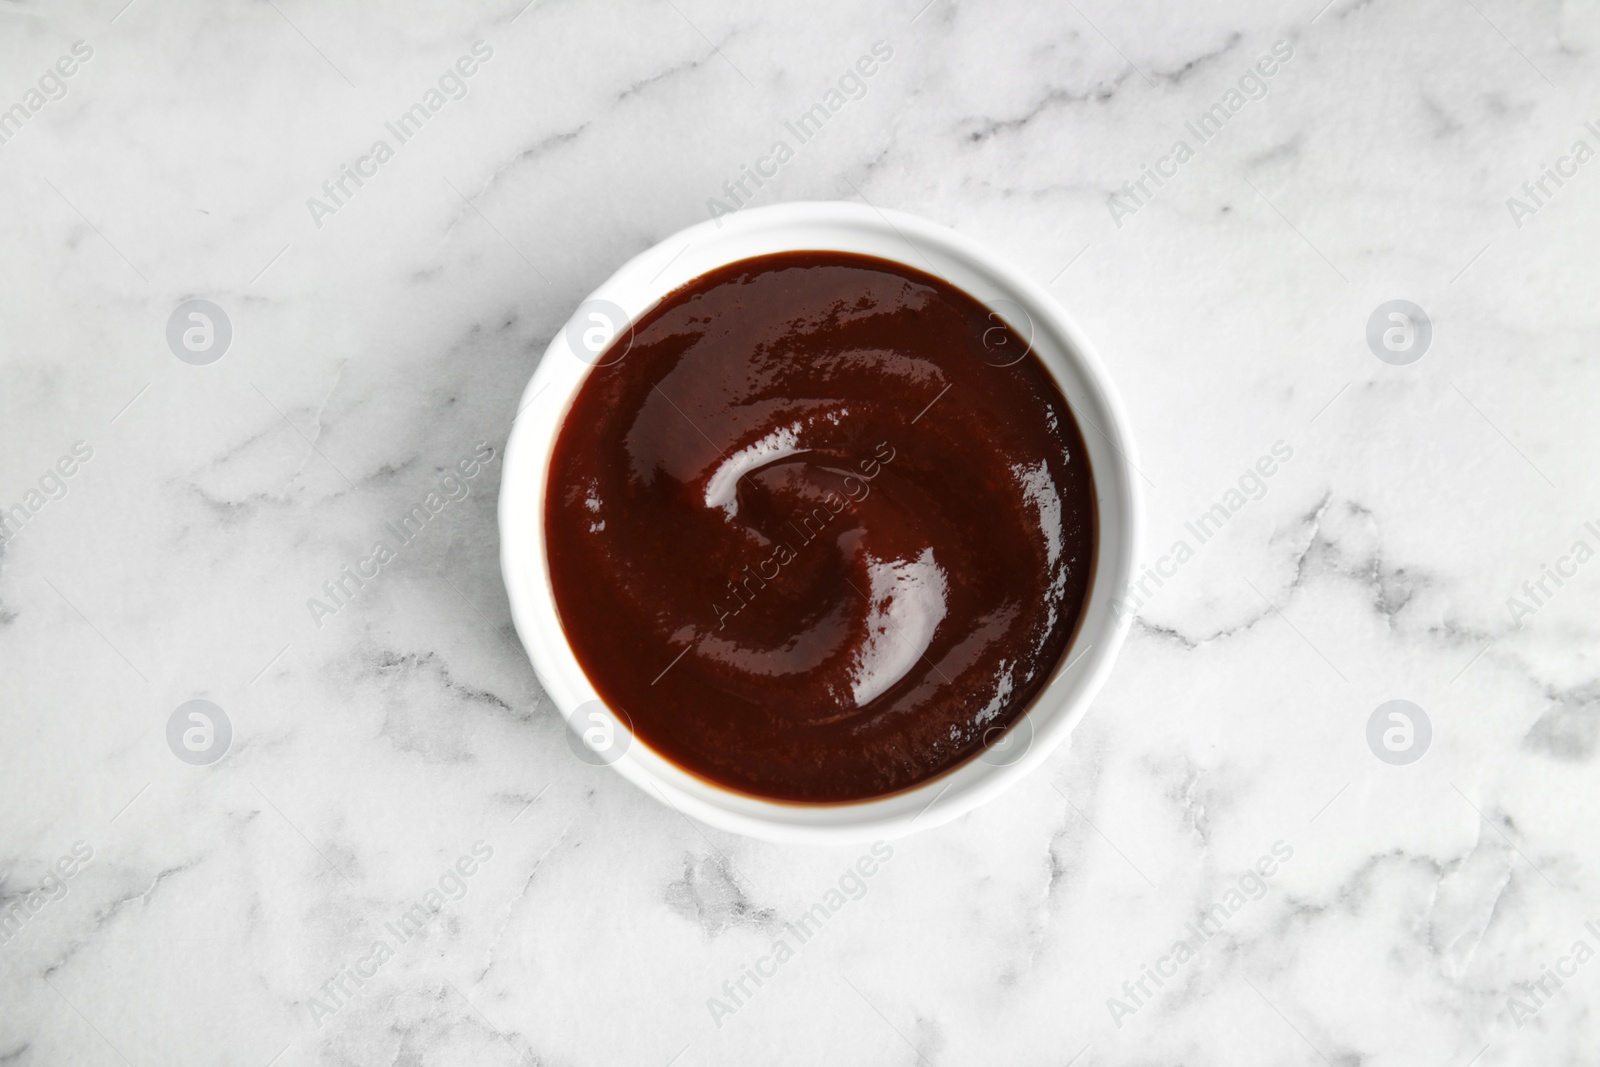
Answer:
[545,251,1095,803]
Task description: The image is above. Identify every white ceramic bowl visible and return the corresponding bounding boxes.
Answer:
[500,201,1140,844]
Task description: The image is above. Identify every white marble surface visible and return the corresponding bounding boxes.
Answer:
[3,0,1599,1063]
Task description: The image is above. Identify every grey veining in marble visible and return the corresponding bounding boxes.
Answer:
[3,0,1599,1063]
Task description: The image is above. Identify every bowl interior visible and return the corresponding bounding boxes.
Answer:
[499,201,1140,843]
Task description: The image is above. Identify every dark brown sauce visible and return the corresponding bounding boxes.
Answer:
[545,251,1095,802]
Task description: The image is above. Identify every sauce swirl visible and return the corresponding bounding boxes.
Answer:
[545,251,1095,802]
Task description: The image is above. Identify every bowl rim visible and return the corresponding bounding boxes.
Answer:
[499,200,1141,843]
